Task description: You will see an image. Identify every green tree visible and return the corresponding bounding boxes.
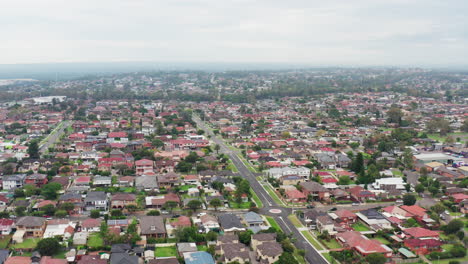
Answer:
[403,194,416,206]
[36,237,61,256]
[214,144,221,154]
[209,198,223,211]
[351,153,364,174]
[164,201,179,212]
[402,148,414,169]
[187,200,202,212]
[54,210,67,218]
[147,210,160,216]
[42,204,56,216]
[415,184,425,194]
[365,253,386,264]
[238,230,253,245]
[206,231,218,241]
[41,182,62,200]
[337,176,351,185]
[15,206,27,217]
[387,107,403,125]
[60,202,75,213]
[431,203,446,215]
[277,252,298,264]
[90,210,101,218]
[28,140,40,159]
[445,219,464,234]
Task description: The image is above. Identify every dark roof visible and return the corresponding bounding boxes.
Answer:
[218,214,244,230]
[360,208,385,220]
[16,216,46,227]
[139,216,166,235]
[111,244,132,253]
[148,258,179,264]
[110,252,138,264]
[84,191,107,202]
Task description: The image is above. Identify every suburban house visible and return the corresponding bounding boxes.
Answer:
[111,193,137,209]
[183,252,215,264]
[241,212,264,233]
[84,191,108,211]
[218,214,246,234]
[256,241,283,263]
[356,209,392,231]
[139,216,166,238]
[336,231,392,258]
[15,216,47,239]
[300,182,330,201]
[135,159,154,175]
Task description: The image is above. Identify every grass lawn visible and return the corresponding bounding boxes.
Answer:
[11,238,40,249]
[352,222,371,232]
[300,231,324,250]
[441,244,452,251]
[179,185,195,192]
[288,215,303,228]
[250,188,263,208]
[375,236,391,245]
[266,216,281,232]
[229,201,251,209]
[197,245,207,251]
[262,182,285,206]
[88,233,104,248]
[53,250,67,259]
[428,132,467,143]
[392,170,403,176]
[437,256,468,264]
[155,247,178,257]
[322,253,334,263]
[0,235,11,248]
[319,238,342,249]
[122,187,135,193]
[293,251,306,264]
[449,211,463,217]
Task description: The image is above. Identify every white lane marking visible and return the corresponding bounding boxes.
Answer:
[278,216,292,233]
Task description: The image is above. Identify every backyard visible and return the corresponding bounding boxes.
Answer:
[351,222,371,231]
[0,235,11,248]
[10,238,40,249]
[88,233,104,248]
[155,247,178,257]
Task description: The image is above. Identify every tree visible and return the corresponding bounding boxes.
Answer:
[55,210,67,218]
[239,230,253,245]
[387,107,403,125]
[214,144,220,154]
[60,202,75,213]
[351,153,364,174]
[24,184,39,197]
[41,182,62,200]
[111,209,123,217]
[365,253,386,264]
[337,176,351,185]
[164,201,179,212]
[147,210,160,216]
[90,210,101,218]
[431,203,446,215]
[36,237,61,256]
[187,200,202,212]
[450,244,466,258]
[28,140,40,159]
[403,194,416,206]
[415,184,425,194]
[402,148,414,169]
[15,206,26,217]
[206,231,218,241]
[42,204,56,216]
[461,119,468,133]
[445,219,464,234]
[278,252,298,264]
[209,198,222,211]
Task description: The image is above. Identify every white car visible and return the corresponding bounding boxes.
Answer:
[197,212,207,217]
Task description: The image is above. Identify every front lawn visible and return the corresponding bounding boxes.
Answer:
[88,233,104,248]
[229,201,251,209]
[179,185,195,192]
[0,235,11,248]
[288,215,303,228]
[53,250,67,259]
[155,247,177,257]
[11,238,40,249]
[319,238,342,249]
[300,231,324,250]
[250,188,263,208]
[352,222,370,231]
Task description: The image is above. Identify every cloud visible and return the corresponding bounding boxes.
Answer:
[0,0,466,66]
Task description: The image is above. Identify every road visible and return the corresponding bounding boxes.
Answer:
[39,121,71,153]
[193,115,328,264]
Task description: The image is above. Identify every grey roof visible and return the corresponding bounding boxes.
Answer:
[135,176,158,188]
[85,191,107,202]
[59,192,82,201]
[111,244,131,253]
[110,252,138,264]
[257,241,283,257]
[177,243,197,253]
[218,214,244,230]
[16,216,46,227]
[0,249,9,264]
[243,212,263,223]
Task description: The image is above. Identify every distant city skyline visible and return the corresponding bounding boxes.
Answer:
[1,0,467,66]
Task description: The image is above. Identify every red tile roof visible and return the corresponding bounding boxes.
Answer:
[403,227,440,238]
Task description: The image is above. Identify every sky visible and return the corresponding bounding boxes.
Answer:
[1,0,467,67]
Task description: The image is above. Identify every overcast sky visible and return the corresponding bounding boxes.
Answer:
[1,0,467,66]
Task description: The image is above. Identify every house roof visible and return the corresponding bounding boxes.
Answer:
[81,218,102,229]
[403,227,439,238]
[183,252,215,264]
[299,181,328,192]
[400,205,427,218]
[139,216,166,235]
[5,256,32,264]
[243,212,263,223]
[218,214,244,230]
[16,216,46,227]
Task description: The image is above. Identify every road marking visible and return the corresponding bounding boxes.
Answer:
[278,216,293,233]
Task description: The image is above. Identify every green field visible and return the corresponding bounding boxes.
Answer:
[250,188,264,208]
[197,245,207,251]
[88,233,104,248]
[352,222,371,231]
[266,216,281,231]
[11,238,40,249]
[288,215,303,228]
[0,235,11,248]
[300,231,324,250]
[155,247,178,257]
[229,201,251,209]
[319,237,342,249]
[428,132,467,143]
[375,236,391,245]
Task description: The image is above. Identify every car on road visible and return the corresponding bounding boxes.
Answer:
[352,202,360,206]
[306,205,315,209]
[197,212,207,217]
[329,207,337,211]
[161,210,169,215]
